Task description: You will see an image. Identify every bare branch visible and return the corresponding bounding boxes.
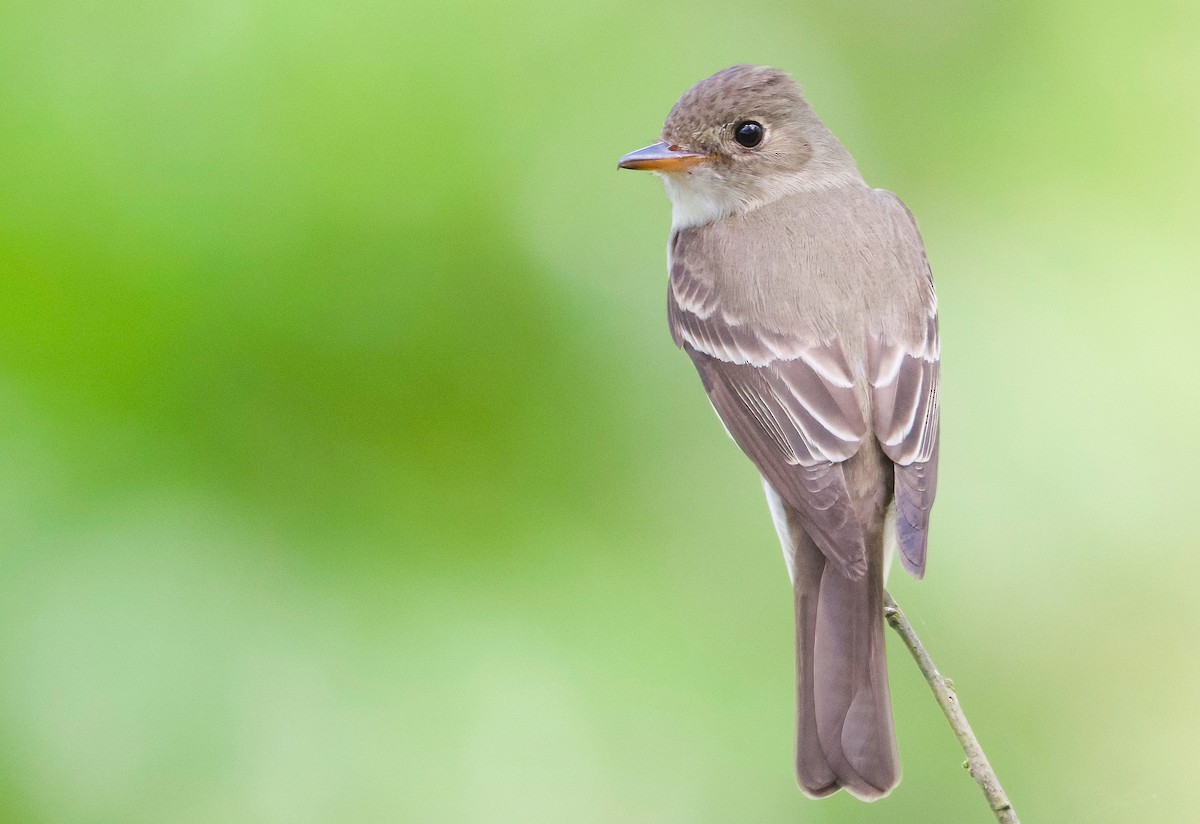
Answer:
[883,590,1020,823]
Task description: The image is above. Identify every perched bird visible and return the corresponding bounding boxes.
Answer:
[618,65,939,800]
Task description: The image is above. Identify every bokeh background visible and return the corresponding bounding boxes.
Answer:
[2,1,1198,822]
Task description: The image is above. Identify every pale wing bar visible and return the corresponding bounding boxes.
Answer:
[867,312,940,578]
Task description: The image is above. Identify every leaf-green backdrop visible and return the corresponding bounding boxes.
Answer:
[2,1,1197,822]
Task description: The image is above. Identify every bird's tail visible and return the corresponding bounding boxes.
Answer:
[792,523,899,801]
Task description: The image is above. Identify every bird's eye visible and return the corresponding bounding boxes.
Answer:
[733,120,765,148]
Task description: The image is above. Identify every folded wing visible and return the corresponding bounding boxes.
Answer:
[668,249,871,578]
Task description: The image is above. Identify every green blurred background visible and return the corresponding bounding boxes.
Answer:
[2,1,1197,821]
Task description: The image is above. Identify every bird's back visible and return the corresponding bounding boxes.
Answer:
[671,183,932,373]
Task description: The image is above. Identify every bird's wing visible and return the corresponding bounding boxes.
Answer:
[869,191,941,578]
[668,250,871,579]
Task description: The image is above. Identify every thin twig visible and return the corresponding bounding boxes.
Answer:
[883,590,1020,823]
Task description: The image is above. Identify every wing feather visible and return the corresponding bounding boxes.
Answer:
[670,252,871,577]
[866,193,942,577]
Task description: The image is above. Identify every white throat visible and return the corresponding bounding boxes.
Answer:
[660,172,740,229]
[660,163,863,230]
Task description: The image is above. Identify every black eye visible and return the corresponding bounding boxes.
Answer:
[733,120,764,148]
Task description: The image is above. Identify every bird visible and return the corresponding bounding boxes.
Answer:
[618,65,939,801]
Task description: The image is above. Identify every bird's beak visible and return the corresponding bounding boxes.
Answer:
[617,141,711,172]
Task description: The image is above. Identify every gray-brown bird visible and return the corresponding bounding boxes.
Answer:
[618,65,939,800]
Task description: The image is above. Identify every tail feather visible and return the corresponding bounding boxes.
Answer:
[782,493,899,800]
[792,535,838,796]
[811,553,898,800]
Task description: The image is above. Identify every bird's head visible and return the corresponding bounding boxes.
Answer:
[619,65,861,228]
